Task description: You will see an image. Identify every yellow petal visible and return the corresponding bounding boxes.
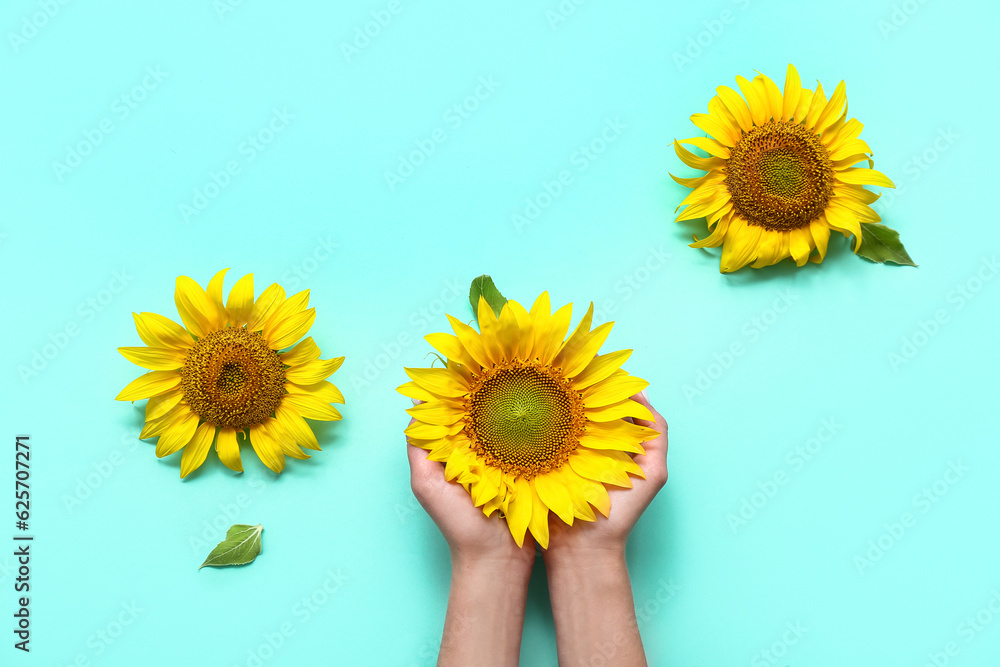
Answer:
[249,424,285,473]
[180,423,216,478]
[406,401,463,426]
[115,370,181,401]
[586,398,655,423]
[405,421,462,440]
[506,478,533,548]
[225,273,255,326]
[756,72,783,121]
[425,333,473,370]
[216,427,243,472]
[140,403,188,439]
[206,269,229,318]
[572,349,632,390]
[557,322,613,378]
[155,411,198,458]
[145,389,183,421]
[837,167,895,189]
[282,394,342,421]
[263,419,309,460]
[447,315,490,369]
[581,374,649,408]
[781,64,802,121]
[174,275,221,338]
[814,80,847,134]
[804,81,828,130]
[809,218,831,261]
[247,283,286,331]
[584,419,658,446]
[736,75,768,126]
[681,136,730,159]
[533,302,573,365]
[674,140,725,172]
[280,336,321,367]
[533,474,574,526]
[275,404,320,451]
[404,367,468,398]
[569,449,631,488]
[716,85,753,132]
[118,346,185,371]
[552,466,596,521]
[719,217,763,273]
[284,357,344,385]
[527,492,550,549]
[287,379,345,405]
[266,308,316,350]
[788,228,813,267]
[396,381,435,402]
[132,312,192,350]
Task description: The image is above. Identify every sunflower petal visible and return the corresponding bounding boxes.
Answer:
[145,389,183,421]
[116,370,181,401]
[506,478,533,548]
[247,283,286,331]
[275,404,320,451]
[155,411,198,458]
[447,315,490,369]
[406,401,463,426]
[782,64,802,121]
[282,394,342,421]
[533,474,574,526]
[581,374,649,408]
[287,379,345,405]
[572,350,632,389]
[404,367,468,398]
[837,167,895,189]
[249,424,285,473]
[174,276,220,337]
[180,423,216,478]
[206,268,229,318]
[527,492,550,549]
[586,398,655,423]
[716,85,753,132]
[133,312,192,350]
[569,448,631,488]
[267,308,317,350]
[118,346,185,371]
[216,427,244,472]
[225,273,255,326]
[736,75,768,126]
[280,336,321,367]
[284,357,344,385]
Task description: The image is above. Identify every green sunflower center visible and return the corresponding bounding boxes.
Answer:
[180,327,286,429]
[725,120,834,231]
[465,362,585,479]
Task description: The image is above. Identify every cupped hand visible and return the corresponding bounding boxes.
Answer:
[407,417,536,570]
[545,392,669,559]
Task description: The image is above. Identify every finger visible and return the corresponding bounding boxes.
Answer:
[629,390,668,479]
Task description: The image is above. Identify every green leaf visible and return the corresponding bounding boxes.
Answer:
[199,524,263,569]
[469,275,508,319]
[855,223,917,267]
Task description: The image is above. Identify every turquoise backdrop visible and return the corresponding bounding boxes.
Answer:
[2,0,998,665]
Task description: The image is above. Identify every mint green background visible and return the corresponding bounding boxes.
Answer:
[2,1,998,665]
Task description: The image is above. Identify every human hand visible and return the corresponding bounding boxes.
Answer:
[544,391,669,563]
[406,415,536,573]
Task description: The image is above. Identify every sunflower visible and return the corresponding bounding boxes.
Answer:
[115,269,344,477]
[400,293,657,548]
[672,64,894,272]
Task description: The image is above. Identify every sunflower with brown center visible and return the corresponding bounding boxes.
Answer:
[672,64,895,272]
[400,293,657,548]
[115,269,344,477]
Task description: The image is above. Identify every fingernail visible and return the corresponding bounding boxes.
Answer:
[411,398,420,406]
[639,389,649,401]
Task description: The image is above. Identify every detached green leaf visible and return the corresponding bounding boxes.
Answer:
[856,223,917,267]
[469,275,508,319]
[199,524,263,569]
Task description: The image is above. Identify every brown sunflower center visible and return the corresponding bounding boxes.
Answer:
[180,327,286,429]
[725,120,834,231]
[464,361,585,479]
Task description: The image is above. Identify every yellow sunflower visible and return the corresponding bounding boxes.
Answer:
[115,269,344,477]
[400,293,657,548]
[672,64,894,272]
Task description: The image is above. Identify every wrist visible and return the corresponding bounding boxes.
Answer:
[542,542,627,575]
[451,547,535,584]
